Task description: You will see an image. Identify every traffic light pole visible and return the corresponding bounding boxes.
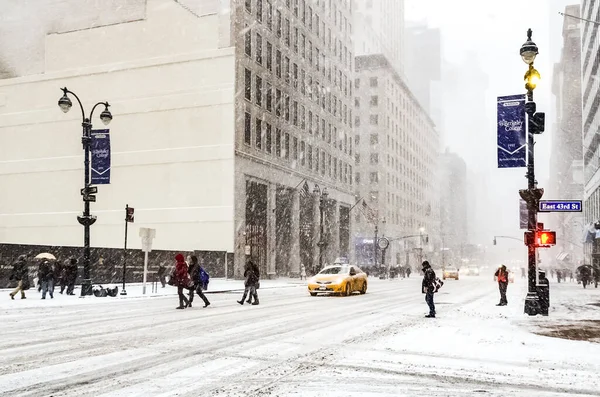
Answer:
[121,204,129,296]
[524,89,541,315]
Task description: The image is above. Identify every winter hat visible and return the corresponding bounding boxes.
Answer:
[175,253,185,263]
[190,255,198,264]
[422,261,430,268]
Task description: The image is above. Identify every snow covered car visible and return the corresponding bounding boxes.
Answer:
[443,266,459,280]
[307,264,367,296]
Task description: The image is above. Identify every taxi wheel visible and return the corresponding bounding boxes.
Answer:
[345,283,351,296]
[310,292,317,296]
[360,282,367,294]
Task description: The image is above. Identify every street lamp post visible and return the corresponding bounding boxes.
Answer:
[313,184,328,273]
[518,30,546,315]
[58,87,113,297]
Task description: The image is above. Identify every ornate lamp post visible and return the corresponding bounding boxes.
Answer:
[58,87,113,296]
[313,184,329,273]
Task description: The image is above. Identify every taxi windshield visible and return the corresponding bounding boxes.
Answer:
[319,266,349,275]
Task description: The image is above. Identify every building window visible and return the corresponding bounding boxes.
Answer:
[300,141,306,166]
[355,116,360,127]
[244,68,251,101]
[266,1,273,30]
[370,172,379,184]
[355,154,360,164]
[244,27,251,57]
[276,9,282,37]
[293,136,298,160]
[275,128,282,157]
[266,42,272,71]
[293,63,298,88]
[266,83,272,111]
[300,105,306,130]
[276,89,282,116]
[284,57,290,84]
[355,78,360,89]
[266,123,272,153]
[244,112,251,145]
[370,134,378,144]
[308,144,313,169]
[370,153,379,164]
[276,50,282,77]
[355,98,360,108]
[300,69,306,95]
[321,151,326,175]
[256,33,263,64]
[256,0,263,22]
[315,148,320,173]
[370,96,378,106]
[355,172,360,184]
[255,75,262,106]
[292,100,298,126]
[294,27,299,53]
[285,18,290,47]
[285,95,290,121]
[245,0,251,13]
[369,114,378,125]
[370,77,378,87]
[284,132,290,159]
[355,135,360,145]
[255,118,262,149]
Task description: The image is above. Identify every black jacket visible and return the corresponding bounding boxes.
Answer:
[38,262,54,281]
[422,267,436,294]
[65,263,78,283]
[10,259,29,281]
[188,262,200,287]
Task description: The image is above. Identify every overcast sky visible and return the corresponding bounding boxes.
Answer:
[405,0,577,259]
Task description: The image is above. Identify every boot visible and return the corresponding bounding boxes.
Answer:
[252,301,259,305]
[237,300,244,305]
[204,302,210,308]
[9,294,14,300]
[176,306,185,309]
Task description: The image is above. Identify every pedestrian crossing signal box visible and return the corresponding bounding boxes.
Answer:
[525,230,556,247]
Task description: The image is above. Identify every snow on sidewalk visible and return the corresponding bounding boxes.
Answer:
[0,277,305,309]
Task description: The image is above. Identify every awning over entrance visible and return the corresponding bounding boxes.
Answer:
[556,252,570,261]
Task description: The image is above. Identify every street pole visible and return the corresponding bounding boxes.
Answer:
[121,204,129,296]
[58,88,112,297]
[319,195,324,272]
[374,224,379,267]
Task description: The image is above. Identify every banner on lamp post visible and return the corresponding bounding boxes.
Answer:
[497,95,526,168]
[91,129,111,185]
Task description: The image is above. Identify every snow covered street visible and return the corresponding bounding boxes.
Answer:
[1,276,600,396]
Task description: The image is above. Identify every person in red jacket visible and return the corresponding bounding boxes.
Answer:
[494,265,509,306]
[173,254,191,309]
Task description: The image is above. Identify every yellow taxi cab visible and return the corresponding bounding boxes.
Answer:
[307,264,368,296]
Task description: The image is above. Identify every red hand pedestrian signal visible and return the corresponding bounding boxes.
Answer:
[536,231,556,246]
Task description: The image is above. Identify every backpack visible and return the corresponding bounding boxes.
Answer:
[199,267,210,290]
[433,277,444,293]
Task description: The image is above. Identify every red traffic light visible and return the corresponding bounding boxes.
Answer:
[536,230,556,246]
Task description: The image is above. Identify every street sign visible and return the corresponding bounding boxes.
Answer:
[538,200,582,212]
[83,195,96,202]
[80,186,98,195]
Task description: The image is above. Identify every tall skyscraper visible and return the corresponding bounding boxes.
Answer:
[352,0,405,75]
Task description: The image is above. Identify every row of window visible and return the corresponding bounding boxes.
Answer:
[244,27,352,100]
[245,0,353,69]
[244,111,353,185]
[244,68,353,153]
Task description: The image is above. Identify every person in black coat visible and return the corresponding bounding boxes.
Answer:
[38,260,55,299]
[238,261,260,305]
[157,262,167,288]
[65,258,78,295]
[9,255,30,300]
[187,255,210,308]
[422,261,436,318]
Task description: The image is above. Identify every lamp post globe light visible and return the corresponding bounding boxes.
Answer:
[313,184,328,273]
[58,87,113,296]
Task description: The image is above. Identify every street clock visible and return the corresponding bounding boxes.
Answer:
[378,237,390,250]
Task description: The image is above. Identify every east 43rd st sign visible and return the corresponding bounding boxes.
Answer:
[538,200,582,212]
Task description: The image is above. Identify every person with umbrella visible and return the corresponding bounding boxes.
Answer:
[38,260,55,299]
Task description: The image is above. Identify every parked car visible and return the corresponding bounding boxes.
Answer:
[443,266,459,280]
[307,264,368,296]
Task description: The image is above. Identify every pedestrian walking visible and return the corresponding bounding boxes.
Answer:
[9,255,30,300]
[38,260,55,299]
[238,261,259,305]
[65,258,78,295]
[421,261,436,318]
[300,263,306,280]
[173,254,191,309]
[406,266,411,278]
[157,261,167,288]
[187,255,210,308]
[494,265,509,306]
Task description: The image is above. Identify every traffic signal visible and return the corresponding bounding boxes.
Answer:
[536,230,556,246]
[126,206,135,223]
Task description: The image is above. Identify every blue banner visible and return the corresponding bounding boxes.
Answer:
[497,94,526,168]
[91,129,111,185]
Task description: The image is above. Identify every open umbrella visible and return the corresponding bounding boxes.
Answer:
[35,253,56,260]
